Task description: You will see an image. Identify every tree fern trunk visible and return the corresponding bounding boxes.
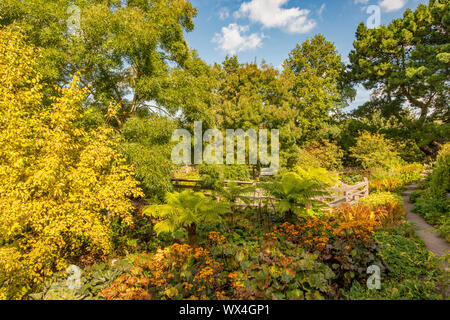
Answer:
[187,223,198,248]
[285,210,294,221]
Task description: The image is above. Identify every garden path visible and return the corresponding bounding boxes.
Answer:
[401,184,449,258]
[402,184,449,297]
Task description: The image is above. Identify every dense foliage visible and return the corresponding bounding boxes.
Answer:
[411,143,450,241]
[0,0,448,301]
[0,28,143,299]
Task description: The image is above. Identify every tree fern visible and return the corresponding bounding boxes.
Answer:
[143,190,230,247]
[217,182,256,226]
[264,167,337,220]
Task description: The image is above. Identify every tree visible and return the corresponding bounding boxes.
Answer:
[144,190,230,247]
[120,115,177,199]
[0,27,143,299]
[349,132,401,169]
[283,34,351,140]
[157,51,219,128]
[349,0,449,127]
[213,56,301,167]
[0,0,198,124]
[305,140,344,171]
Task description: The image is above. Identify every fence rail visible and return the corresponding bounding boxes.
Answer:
[171,177,369,209]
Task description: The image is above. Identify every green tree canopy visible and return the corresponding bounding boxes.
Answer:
[0,0,197,124]
[283,34,352,140]
[349,0,449,127]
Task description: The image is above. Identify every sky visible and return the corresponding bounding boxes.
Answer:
[184,0,428,109]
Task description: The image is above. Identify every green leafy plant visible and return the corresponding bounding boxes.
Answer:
[264,167,337,220]
[120,116,177,199]
[144,190,230,247]
[413,198,450,241]
[427,142,450,199]
[350,131,402,170]
[28,260,131,300]
[305,140,344,171]
[100,244,226,300]
[340,172,364,185]
[219,241,335,300]
[217,182,256,227]
[374,232,440,281]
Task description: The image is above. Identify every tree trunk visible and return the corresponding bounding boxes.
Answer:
[187,223,198,248]
[284,210,294,221]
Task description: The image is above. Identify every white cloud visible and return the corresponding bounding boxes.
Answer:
[235,0,316,34]
[218,7,230,20]
[212,23,264,55]
[379,0,408,12]
[318,3,326,16]
[354,0,369,3]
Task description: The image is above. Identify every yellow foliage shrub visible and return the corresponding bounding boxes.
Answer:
[0,27,143,299]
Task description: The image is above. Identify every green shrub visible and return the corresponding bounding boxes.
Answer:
[344,278,440,300]
[340,172,364,185]
[120,116,177,198]
[412,198,449,241]
[350,131,402,170]
[197,164,251,189]
[428,143,450,199]
[409,189,423,203]
[389,222,417,239]
[437,219,450,242]
[395,163,423,185]
[413,198,448,224]
[144,190,230,247]
[360,192,403,208]
[368,163,423,193]
[100,244,226,300]
[305,140,344,171]
[374,232,439,281]
[213,241,335,300]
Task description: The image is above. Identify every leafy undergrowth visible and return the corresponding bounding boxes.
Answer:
[343,225,445,300]
[410,143,450,242]
[27,198,445,300]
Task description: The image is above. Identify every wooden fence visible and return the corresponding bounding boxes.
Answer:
[171,177,369,209]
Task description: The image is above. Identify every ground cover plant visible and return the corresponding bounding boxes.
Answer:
[411,143,450,241]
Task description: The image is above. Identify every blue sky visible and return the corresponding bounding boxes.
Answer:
[184,0,428,109]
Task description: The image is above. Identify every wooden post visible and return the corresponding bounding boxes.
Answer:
[343,186,349,203]
[363,177,369,197]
